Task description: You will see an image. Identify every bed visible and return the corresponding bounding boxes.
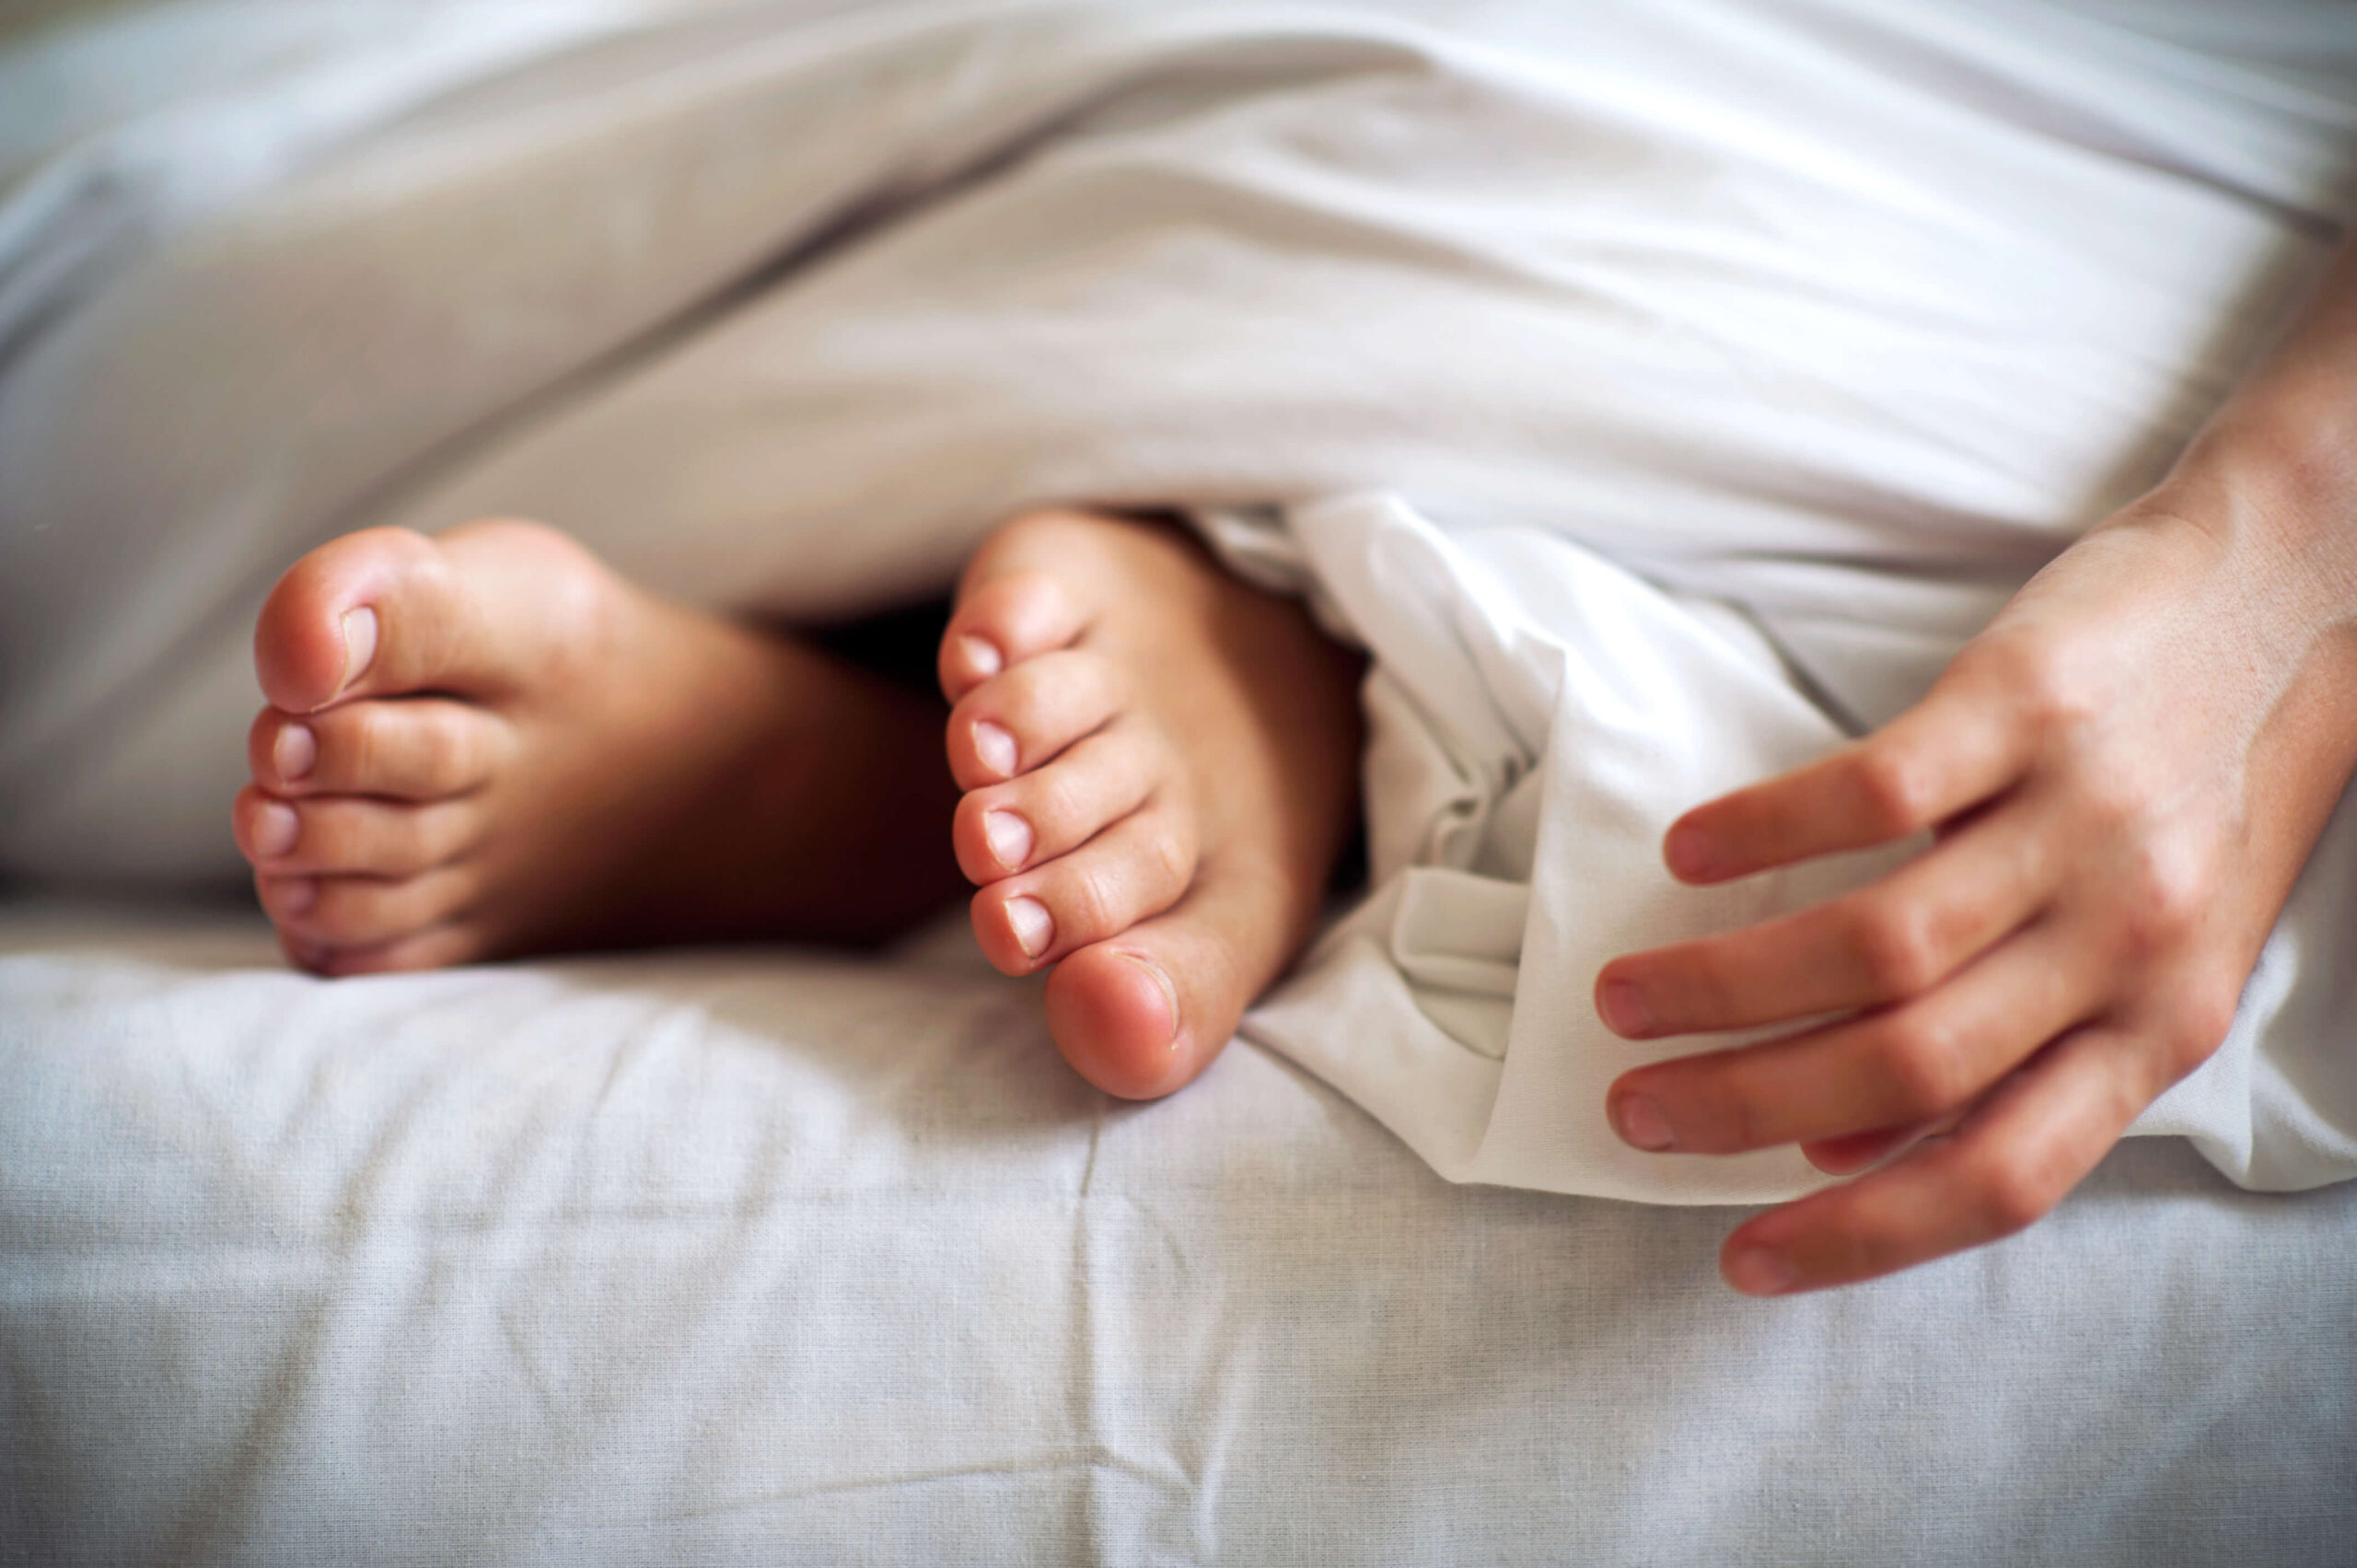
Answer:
[6,0,2357,1558]
[5,896,2354,1563]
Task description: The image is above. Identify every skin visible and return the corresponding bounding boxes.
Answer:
[1596,237,2357,1295]
[935,508,1365,1099]
[235,506,1368,1110]
[235,517,966,971]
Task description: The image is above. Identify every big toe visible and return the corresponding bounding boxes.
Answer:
[254,527,439,712]
[1042,858,1289,1100]
[254,518,580,713]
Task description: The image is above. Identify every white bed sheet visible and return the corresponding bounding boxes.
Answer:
[3,899,2352,1564]
[9,0,2357,1203]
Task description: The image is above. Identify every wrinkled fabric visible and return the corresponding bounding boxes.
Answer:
[5,0,2357,1203]
[4,900,2354,1564]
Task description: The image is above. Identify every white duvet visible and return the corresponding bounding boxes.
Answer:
[6,0,2357,1204]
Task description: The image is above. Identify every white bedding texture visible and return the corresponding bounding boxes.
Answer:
[5,899,2355,1562]
[5,0,2356,1558]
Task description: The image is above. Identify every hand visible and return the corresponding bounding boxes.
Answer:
[1593,482,2357,1295]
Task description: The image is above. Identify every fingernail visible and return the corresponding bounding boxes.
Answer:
[273,723,318,783]
[1664,821,1718,880]
[1614,1093,1675,1152]
[1598,978,1651,1036]
[1006,895,1053,958]
[253,801,298,858]
[1724,1246,1800,1296]
[335,607,378,699]
[974,720,1018,778]
[982,808,1033,869]
[1119,950,1181,1049]
[959,634,1003,679]
[268,877,317,915]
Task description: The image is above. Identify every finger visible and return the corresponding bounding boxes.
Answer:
[1664,664,2031,884]
[1800,1107,1963,1177]
[1597,812,2050,1038]
[1607,918,2095,1155]
[1717,1023,2156,1294]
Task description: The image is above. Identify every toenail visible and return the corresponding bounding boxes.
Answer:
[253,801,299,858]
[1117,950,1180,1049]
[269,877,317,915]
[334,606,379,700]
[982,809,1033,869]
[273,723,318,783]
[974,720,1018,778]
[1613,1093,1675,1152]
[1006,895,1053,958]
[959,634,1004,679]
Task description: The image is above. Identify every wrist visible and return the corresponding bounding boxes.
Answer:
[2139,384,2357,657]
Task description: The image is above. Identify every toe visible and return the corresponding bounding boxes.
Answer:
[946,649,1126,788]
[969,798,1197,974]
[939,569,1086,702]
[254,527,435,712]
[253,518,595,713]
[236,784,485,876]
[261,865,479,953]
[250,699,510,799]
[282,920,485,978]
[952,719,1166,883]
[1044,944,1186,1098]
[1044,854,1306,1099]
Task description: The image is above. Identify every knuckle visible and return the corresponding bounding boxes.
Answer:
[432,714,484,788]
[1090,653,1132,712]
[1849,900,1940,996]
[1977,632,2094,734]
[1064,865,1119,936]
[1143,816,1193,889]
[418,806,467,865]
[2117,841,2212,954]
[341,706,385,777]
[1875,1013,1968,1120]
[2155,977,2240,1078]
[998,666,1051,733]
[1036,774,1086,833]
[1975,1160,2060,1238]
[1850,746,1934,835]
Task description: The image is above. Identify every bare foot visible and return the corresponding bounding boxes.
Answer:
[234,518,962,974]
[937,509,1364,1098]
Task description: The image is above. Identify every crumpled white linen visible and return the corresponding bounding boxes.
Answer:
[5,0,2356,1202]
[1221,493,2357,1202]
[7,900,2355,1565]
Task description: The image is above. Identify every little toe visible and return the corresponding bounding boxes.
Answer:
[969,799,1197,974]
[282,917,484,978]
[939,570,1086,702]
[250,700,509,799]
[946,649,1127,788]
[952,720,1167,883]
[261,865,479,954]
[235,785,485,877]
[1044,854,1302,1099]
